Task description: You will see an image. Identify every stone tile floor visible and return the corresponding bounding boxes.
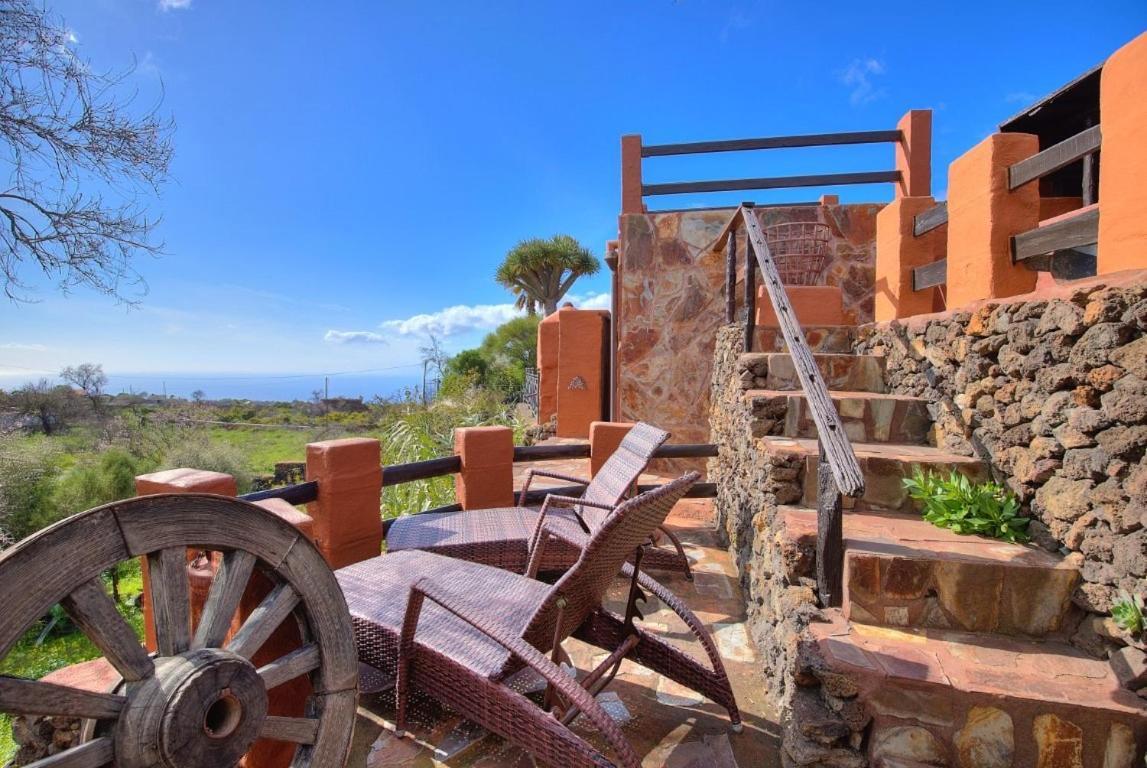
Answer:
[348,460,781,767]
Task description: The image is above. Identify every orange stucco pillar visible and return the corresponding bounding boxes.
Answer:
[537,311,560,425]
[1098,31,1147,275]
[895,110,932,199]
[134,469,237,652]
[755,285,845,327]
[454,425,514,510]
[621,134,644,214]
[305,437,382,569]
[875,195,945,321]
[556,308,608,438]
[589,421,635,476]
[946,133,1040,310]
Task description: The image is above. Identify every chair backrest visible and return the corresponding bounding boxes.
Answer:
[520,471,699,651]
[578,422,670,524]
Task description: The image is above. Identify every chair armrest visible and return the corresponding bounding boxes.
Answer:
[518,469,590,506]
[523,495,618,576]
[399,577,640,768]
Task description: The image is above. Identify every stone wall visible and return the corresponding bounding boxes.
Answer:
[707,325,862,764]
[854,272,1147,665]
[617,203,881,445]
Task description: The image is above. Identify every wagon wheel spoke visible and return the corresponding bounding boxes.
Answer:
[147,546,191,656]
[0,676,125,720]
[260,715,320,744]
[257,643,321,690]
[60,578,153,682]
[227,581,300,660]
[192,549,256,650]
[22,736,114,768]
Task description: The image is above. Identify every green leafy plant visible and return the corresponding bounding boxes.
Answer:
[1112,591,1145,637]
[902,468,1030,543]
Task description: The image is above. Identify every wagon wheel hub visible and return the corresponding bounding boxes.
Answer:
[116,649,267,768]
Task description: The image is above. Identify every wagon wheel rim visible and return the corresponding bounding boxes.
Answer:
[0,494,358,768]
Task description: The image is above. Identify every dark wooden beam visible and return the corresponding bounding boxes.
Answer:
[641,130,901,157]
[744,228,756,352]
[643,170,901,197]
[381,456,462,487]
[725,228,737,324]
[912,258,947,291]
[652,444,719,459]
[513,444,592,462]
[239,481,319,506]
[816,441,844,608]
[912,202,948,237]
[1007,124,1101,190]
[1012,206,1099,263]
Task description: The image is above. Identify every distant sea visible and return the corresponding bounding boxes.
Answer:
[102,372,426,403]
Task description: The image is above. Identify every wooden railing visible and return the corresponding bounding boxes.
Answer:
[908,123,1102,291]
[241,442,721,535]
[626,129,903,211]
[712,204,865,607]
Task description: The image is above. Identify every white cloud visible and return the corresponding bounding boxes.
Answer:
[158,0,192,10]
[0,343,47,351]
[376,291,613,338]
[381,302,522,337]
[324,330,388,345]
[839,58,886,106]
[566,291,611,311]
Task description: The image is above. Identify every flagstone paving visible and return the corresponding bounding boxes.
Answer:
[347,488,781,767]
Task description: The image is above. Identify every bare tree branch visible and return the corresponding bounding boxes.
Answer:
[0,1,173,302]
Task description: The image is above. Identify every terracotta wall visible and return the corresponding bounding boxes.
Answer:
[615,203,881,443]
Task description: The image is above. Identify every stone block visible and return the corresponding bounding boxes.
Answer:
[875,195,945,322]
[895,109,932,199]
[452,426,514,510]
[589,420,635,476]
[305,437,382,568]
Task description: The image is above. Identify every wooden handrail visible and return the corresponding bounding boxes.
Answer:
[240,481,319,506]
[643,170,899,198]
[913,202,948,237]
[1008,124,1101,190]
[738,209,865,497]
[712,204,864,608]
[641,129,901,157]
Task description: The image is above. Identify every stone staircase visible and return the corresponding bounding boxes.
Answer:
[734,324,1147,767]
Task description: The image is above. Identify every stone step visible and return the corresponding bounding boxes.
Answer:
[752,325,854,354]
[780,506,1080,637]
[807,612,1147,767]
[744,389,931,444]
[736,352,887,393]
[756,435,987,513]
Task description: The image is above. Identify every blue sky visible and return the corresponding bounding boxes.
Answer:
[1,0,1143,397]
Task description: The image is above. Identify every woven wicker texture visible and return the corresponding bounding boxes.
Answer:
[764,221,831,285]
[337,473,700,768]
[385,422,671,573]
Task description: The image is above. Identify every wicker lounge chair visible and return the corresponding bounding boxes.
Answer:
[386,421,695,578]
[337,472,741,768]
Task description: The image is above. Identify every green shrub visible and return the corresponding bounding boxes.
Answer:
[0,437,64,541]
[902,468,1029,544]
[1112,591,1145,637]
[162,434,253,492]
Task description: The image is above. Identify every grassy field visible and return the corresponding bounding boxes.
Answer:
[0,565,144,763]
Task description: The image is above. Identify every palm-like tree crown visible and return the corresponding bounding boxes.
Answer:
[495,234,600,316]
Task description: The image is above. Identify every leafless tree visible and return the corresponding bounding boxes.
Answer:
[60,361,107,413]
[0,1,173,302]
[12,377,76,433]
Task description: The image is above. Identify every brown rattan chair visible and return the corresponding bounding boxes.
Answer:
[385,421,695,578]
[337,472,741,768]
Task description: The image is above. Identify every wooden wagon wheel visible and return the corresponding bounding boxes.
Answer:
[0,494,359,768]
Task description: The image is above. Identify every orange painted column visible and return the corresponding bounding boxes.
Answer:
[895,110,932,199]
[454,425,514,509]
[945,133,1040,309]
[755,285,845,327]
[134,468,237,651]
[537,310,560,425]
[1097,31,1147,275]
[621,134,643,214]
[875,195,945,321]
[305,437,382,569]
[589,421,635,476]
[556,307,609,438]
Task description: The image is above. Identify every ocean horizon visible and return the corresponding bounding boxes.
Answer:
[0,371,428,403]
